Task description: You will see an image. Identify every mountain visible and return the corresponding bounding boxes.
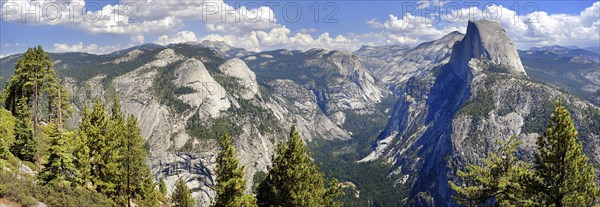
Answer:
[586,46,600,54]
[524,45,600,63]
[361,19,600,206]
[199,40,253,58]
[518,46,600,103]
[2,20,599,207]
[0,43,395,205]
[355,31,464,93]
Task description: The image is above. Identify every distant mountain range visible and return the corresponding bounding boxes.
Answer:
[1,20,599,207]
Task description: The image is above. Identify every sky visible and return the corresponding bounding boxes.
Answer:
[0,0,599,57]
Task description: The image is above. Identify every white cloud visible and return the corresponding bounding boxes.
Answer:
[1,0,279,37]
[5,0,599,52]
[367,13,462,45]
[155,30,199,45]
[52,42,125,54]
[131,34,145,45]
[368,2,600,49]
[0,54,5,58]
[199,27,362,52]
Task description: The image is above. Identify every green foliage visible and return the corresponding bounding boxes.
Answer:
[309,139,409,207]
[449,135,533,206]
[0,108,16,165]
[252,171,267,194]
[257,125,342,207]
[450,102,600,206]
[10,97,36,162]
[151,60,192,113]
[73,104,93,186]
[74,97,156,205]
[159,177,168,196]
[526,101,600,206]
[457,90,494,122]
[139,176,160,207]
[341,110,389,157]
[0,170,118,207]
[37,124,78,186]
[521,100,554,134]
[171,177,195,207]
[214,132,257,207]
[186,112,243,141]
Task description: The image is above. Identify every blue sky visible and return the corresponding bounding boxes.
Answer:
[1,0,599,56]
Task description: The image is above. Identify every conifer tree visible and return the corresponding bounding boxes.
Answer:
[11,97,36,162]
[139,175,160,207]
[74,104,93,187]
[123,113,153,205]
[171,177,195,207]
[84,99,111,192]
[528,101,600,206]
[159,177,168,196]
[38,124,78,186]
[3,46,54,144]
[214,132,257,207]
[449,135,533,206]
[101,98,127,204]
[257,125,341,207]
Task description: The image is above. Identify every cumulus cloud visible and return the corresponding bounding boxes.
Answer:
[5,0,599,52]
[131,34,145,45]
[1,0,279,37]
[155,30,199,45]
[199,26,362,52]
[367,13,462,45]
[52,42,126,54]
[368,2,600,49]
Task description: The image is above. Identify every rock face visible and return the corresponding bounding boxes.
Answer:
[449,20,526,77]
[172,58,231,117]
[243,48,391,128]
[356,31,464,93]
[48,43,360,206]
[362,20,600,206]
[218,58,259,99]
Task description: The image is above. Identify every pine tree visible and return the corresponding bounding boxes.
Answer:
[257,125,341,207]
[528,101,600,206]
[2,46,70,165]
[83,99,112,192]
[139,175,160,207]
[37,124,78,186]
[124,113,153,205]
[214,132,257,207]
[101,98,127,204]
[159,177,168,196]
[3,46,54,147]
[10,97,36,162]
[44,66,71,127]
[73,104,92,187]
[171,177,195,207]
[449,135,533,206]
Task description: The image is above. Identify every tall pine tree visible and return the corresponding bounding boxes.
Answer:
[528,101,600,206]
[10,97,36,162]
[171,177,195,207]
[214,132,257,207]
[257,125,341,207]
[124,113,155,206]
[38,123,78,186]
[74,104,93,187]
